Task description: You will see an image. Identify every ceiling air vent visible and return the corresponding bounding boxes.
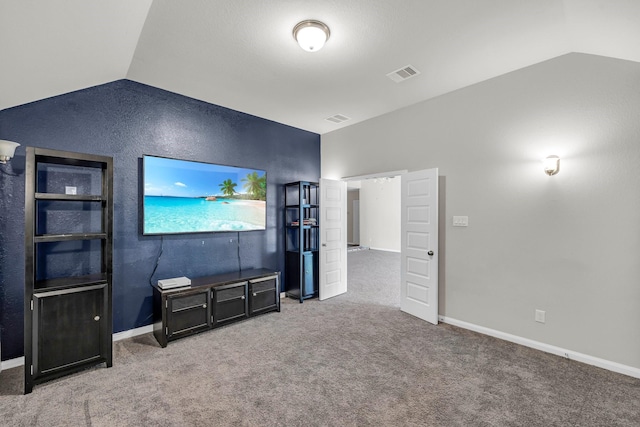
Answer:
[325,114,351,124]
[386,65,421,83]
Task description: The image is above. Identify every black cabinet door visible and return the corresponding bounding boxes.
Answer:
[213,282,248,326]
[166,290,210,338]
[33,283,108,377]
[249,275,279,315]
[302,252,316,298]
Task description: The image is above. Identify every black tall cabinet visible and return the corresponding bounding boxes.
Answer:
[284,181,319,302]
[24,147,113,394]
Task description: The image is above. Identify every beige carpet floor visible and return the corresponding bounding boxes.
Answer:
[1,250,639,426]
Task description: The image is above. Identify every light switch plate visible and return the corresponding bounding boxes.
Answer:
[65,186,77,195]
[452,216,468,227]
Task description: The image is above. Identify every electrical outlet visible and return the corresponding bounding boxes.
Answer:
[535,309,546,323]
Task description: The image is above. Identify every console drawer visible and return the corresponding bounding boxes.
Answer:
[216,283,247,302]
[250,276,277,293]
[166,290,210,338]
[171,292,207,312]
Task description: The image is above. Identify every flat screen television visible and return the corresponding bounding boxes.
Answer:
[142,155,266,235]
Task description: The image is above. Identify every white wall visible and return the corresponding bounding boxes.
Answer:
[321,53,640,370]
[360,177,401,252]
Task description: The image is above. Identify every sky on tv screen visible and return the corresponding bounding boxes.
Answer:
[144,156,264,198]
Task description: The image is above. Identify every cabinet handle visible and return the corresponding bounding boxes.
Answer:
[94,316,100,321]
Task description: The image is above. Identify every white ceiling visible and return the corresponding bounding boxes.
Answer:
[2,0,639,135]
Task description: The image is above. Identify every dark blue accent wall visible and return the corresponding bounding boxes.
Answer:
[0,80,320,360]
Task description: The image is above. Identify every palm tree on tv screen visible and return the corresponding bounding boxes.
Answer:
[242,172,266,200]
[219,179,237,197]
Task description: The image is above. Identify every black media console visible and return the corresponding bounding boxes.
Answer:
[151,269,280,347]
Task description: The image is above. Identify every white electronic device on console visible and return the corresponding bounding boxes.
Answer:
[157,276,191,290]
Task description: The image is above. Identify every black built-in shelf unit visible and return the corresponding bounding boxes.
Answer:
[24,147,113,394]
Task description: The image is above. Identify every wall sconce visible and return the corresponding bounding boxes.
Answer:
[0,140,20,164]
[293,20,330,52]
[543,155,560,176]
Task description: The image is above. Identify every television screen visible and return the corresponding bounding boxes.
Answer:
[142,155,266,235]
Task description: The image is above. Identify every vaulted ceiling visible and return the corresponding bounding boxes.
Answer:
[2,1,639,134]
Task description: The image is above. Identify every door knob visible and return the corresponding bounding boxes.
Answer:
[428,251,434,256]
[94,316,100,321]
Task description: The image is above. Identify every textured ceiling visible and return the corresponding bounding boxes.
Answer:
[1,0,639,134]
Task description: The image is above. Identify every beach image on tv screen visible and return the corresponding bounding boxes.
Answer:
[143,156,266,234]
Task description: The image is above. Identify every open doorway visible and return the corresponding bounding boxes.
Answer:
[346,174,402,252]
[343,172,404,306]
[321,170,440,324]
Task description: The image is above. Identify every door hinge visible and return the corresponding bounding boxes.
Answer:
[165,327,168,336]
[165,300,168,309]
[30,365,33,375]
[30,300,33,311]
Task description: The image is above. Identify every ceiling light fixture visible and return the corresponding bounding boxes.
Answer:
[293,20,330,52]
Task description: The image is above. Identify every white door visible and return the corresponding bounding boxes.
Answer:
[319,178,347,300]
[400,169,438,324]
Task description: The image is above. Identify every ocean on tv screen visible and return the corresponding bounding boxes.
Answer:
[144,195,266,234]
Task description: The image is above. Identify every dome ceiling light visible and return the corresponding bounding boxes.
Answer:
[293,20,330,52]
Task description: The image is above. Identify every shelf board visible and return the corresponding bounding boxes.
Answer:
[284,181,319,187]
[35,193,103,201]
[34,148,112,169]
[34,273,108,292]
[285,249,319,254]
[285,289,316,300]
[34,233,107,243]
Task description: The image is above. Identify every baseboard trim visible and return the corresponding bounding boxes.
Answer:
[439,315,640,379]
[1,325,155,370]
[1,356,25,371]
[368,247,401,253]
[112,324,154,342]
